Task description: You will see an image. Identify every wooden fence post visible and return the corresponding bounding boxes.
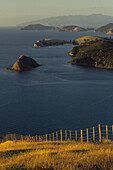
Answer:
[81,130,83,143]
[87,129,89,143]
[56,132,58,141]
[99,124,102,142]
[36,136,38,142]
[75,130,77,142]
[21,135,23,141]
[52,133,54,142]
[93,127,95,143]
[49,134,51,141]
[14,134,16,141]
[46,134,48,142]
[60,129,63,142]
[106,125,108,141]
[65,130,67,141]
[70,130,72,140]
[10,134,13,140]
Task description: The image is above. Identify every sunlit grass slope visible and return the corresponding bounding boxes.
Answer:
[0,140,113,169]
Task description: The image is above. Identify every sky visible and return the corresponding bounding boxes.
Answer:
[0,0,113,26]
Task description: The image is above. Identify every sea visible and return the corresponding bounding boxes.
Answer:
[0,27,113,136]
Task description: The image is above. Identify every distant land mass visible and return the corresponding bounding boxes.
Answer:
[68,36,113,69]
[18,14,113,28]
[95,23,113,33]
[59,25,94,32]
[33,39,77,47]
[19,24,59,31]
[20,24,94,32]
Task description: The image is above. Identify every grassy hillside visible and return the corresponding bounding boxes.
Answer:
[75,36,105,45]
[0,140,113,169]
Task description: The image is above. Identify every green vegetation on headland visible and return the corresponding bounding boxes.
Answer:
[0,140,113,169]
[68,36,113,69]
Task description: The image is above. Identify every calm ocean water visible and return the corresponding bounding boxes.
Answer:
[0,27,113,135]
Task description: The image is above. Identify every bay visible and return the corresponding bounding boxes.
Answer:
[0,28,113,135]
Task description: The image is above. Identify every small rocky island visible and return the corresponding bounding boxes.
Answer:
[5,56,42,71]
[68,36,113,69]
[34,39,77,47]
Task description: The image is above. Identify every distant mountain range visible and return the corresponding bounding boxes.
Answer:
[18,14,113,28]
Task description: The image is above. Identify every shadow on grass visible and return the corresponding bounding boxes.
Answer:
[0,148,36,157]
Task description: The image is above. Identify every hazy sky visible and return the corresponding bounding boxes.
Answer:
[0,0,113,26]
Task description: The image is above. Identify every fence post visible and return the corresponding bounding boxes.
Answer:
[87,129,89,143]
[65,130,67,141]
[49,134,51,141]
[70,130,72,140]
[75,130,77,142]
[36,136,38,142]
[52,133,54,142]
[93,127,95,143]
[56,131,58,141]
[60,129,63,142]
[14,134,16,141]
[106,125,108,141]
[46,134,48,142]
[99,124,102,143]
[10,134,13,140]
[21,135,23,141]
[81,130,83,143]
[39,136,40,142]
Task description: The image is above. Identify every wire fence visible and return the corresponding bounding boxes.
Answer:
[4,124,113,143]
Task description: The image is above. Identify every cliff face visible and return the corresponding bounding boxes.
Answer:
[68,40,113,69]
[5,56,42,71]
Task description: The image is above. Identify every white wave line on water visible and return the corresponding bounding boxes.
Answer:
[14,81,72,87]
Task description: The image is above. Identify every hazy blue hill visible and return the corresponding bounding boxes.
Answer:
[18,14,113,28]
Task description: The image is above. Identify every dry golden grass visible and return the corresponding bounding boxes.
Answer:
[75,36,104,45]
[0,140,113,169]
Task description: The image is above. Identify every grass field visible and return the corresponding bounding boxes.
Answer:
[0,140,113,170]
